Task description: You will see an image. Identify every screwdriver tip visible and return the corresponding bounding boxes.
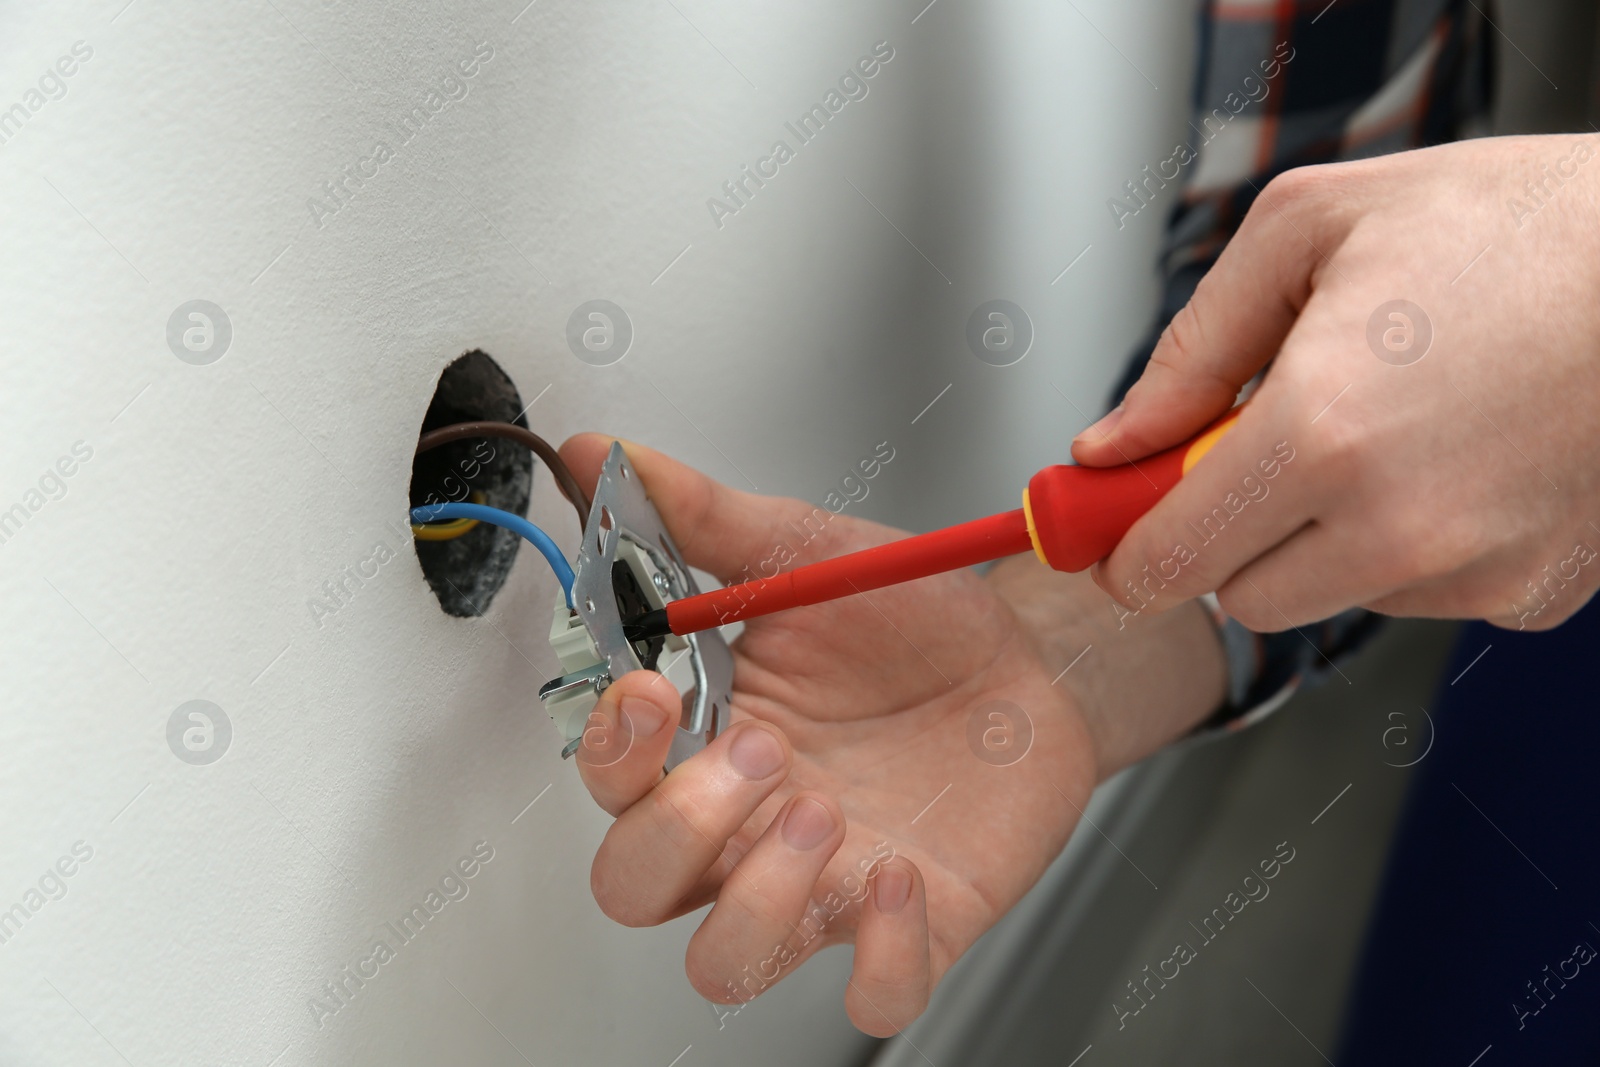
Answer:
[623,607,672,643]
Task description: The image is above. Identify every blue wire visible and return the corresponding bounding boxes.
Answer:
[410,502,576,608]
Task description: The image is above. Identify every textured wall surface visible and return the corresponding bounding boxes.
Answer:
[0,1,1188,1063]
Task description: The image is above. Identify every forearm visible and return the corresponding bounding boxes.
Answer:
[987,554,1226,781]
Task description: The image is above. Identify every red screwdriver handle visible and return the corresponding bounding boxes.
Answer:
[1024,407,1243,573]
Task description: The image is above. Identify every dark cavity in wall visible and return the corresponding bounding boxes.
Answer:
[410,351,534,617]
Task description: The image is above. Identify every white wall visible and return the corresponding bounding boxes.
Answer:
[0,1,1189,1063]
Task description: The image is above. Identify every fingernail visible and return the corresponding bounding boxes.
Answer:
[781,798,834,851]
[729,726,785,780]
[577,705,632,767]
[875,864,912,914]
[1074,404,1124,444]
[620,697,670,739]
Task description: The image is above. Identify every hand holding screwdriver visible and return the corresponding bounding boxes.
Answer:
[627,408,1243,641]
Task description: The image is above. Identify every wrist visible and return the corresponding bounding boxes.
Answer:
[987,555,1226,780]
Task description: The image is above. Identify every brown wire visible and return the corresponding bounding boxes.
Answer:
[415,421,591,528]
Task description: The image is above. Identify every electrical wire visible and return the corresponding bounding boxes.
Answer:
[410,490,486,541]
[410,502,576,607]
[415,421,591,529]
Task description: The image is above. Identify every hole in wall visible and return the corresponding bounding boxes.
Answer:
[410,351,534,617]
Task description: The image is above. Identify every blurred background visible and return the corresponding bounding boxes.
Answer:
[0,0,1594,1064]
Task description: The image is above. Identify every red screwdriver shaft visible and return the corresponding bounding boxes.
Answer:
[658,508,1034,637]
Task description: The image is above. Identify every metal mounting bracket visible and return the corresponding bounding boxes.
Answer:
[537,442,733,769]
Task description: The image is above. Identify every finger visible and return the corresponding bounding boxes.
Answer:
[589,721,791,927]
[845,860,930,1037]
[1213,520,1397,631]
[685,792,846,1001]
[1482,598,1589,632]
[560,433,874,582]
[1094,397,1319,614]
[1226,508,1586,630]
[1370,564,1598,632]
[1072,167,1348,466]
[574,670,681,817]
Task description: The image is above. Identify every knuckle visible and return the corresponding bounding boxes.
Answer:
[1303,408,1365,473]
[717,875,797,932]
[1215,584,1279,632]
[1259,165,1325,207]
[678,488,718,564]
[1245,164,1348,254]
[1141,299,1239,412]
[647,784,720,855]
[1159,302,1207,367]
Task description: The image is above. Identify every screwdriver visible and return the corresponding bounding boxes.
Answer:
[624,408,1242,642]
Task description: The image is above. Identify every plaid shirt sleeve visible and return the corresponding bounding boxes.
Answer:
[1111,0,1496,729]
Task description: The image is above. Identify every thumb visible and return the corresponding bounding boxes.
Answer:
[1072,170,1345,466]
[558,433,842,584]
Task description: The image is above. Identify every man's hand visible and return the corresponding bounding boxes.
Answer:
[557,434,1223,1035]
[1073,134,1600,632]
